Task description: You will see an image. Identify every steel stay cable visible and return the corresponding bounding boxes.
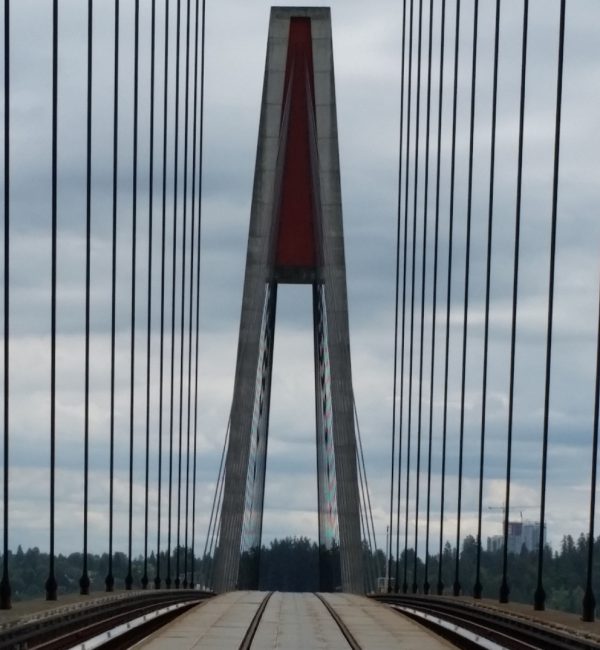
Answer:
[353,400,379,557]
[1,0,10,611]
[474,0,501,601]
[353,402,377,590]
[358,483,375,592]
[254,292,276,576]
[155,0,170,591]
[357,482,375,593]
[312,281,342,574]
[106,0,119,594]
[175,0,192,591]
[125,0,140,592]
[395,0,413,595]
[323,170,371,583]
[582,281,600,621]
[190,0,206,590]
[45,0,59,602]
[210,479,225,567]
[207,517,222,588]
[414,0,434,597]
[454,0,479,598]
[501,0,529,605]
[412,1,426,593]
[203,416,230,586]
[167,0,183,589]
[80,0,93,597]
[424,0,445,597]
[208,438,228,587]
[388,0,408,594]
[142,0,157,591]
[437,0,460,597]
[184,0,201,590]
[403,0,422,595]
[535,0,566,612]
[203,426,231,557]
[311,229,356,579]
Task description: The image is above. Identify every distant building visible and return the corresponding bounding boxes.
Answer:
[487,521,546,554]
[487,535,503,553]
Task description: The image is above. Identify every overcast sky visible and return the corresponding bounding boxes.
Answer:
[0,0,599,568]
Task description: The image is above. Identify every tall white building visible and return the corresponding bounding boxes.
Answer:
[486,521,546,554]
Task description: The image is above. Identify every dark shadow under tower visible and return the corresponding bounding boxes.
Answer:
[212,7,363,594]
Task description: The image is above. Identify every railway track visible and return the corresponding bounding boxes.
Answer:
[375,594,600,650]
[10,589,590,649]
[313,592,362,650]
[0,590,212,650]
[236,591,363,650]
[237,591,274,650]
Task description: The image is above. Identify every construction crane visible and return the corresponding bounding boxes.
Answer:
[488,504,535,522]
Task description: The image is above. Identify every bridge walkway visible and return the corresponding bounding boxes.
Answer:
[138,590,453,649]
[454,595,600,640]
[0,589,174,628]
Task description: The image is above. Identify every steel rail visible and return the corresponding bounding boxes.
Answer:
[65,601,197,650]
[314,593,362,650]
[35,600,201,650]
[0,591,212,650]
[374,595,599,650]
[393,603,529,650]
[238,591,273,650]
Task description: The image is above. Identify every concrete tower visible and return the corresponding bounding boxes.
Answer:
[212,7,364,594]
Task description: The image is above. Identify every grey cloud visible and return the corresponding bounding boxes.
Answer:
[1,0,598,559]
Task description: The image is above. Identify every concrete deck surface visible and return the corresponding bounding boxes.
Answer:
[138,591,265,649]
[320,593,454,650]
[452,595,600,645]
[0,589,158,629]
[249,592,349,649]
[137,591,454,649]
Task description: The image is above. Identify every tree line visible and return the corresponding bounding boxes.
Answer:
[386,533,600,614]
[3,533,600,616]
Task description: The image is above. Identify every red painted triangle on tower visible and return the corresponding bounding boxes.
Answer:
[274,17,318,274]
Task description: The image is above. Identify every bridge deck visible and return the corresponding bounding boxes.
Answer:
[138,591,453,649]
[452,595,600,640]
[0,589,158,628]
